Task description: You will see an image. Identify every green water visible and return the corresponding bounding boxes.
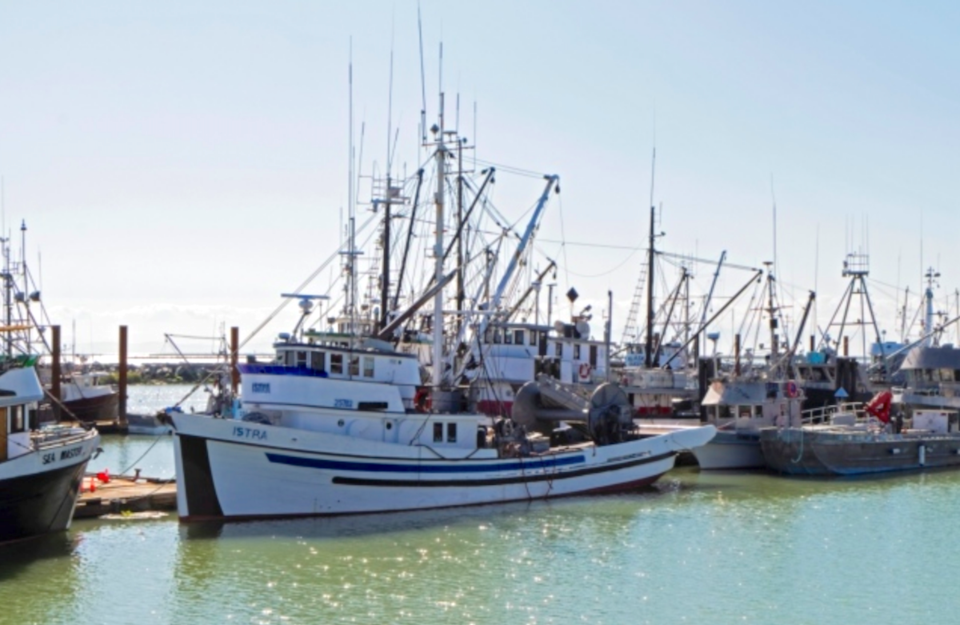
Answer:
[3,467,959,625]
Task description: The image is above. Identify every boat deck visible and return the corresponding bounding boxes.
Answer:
[74,476,176,519]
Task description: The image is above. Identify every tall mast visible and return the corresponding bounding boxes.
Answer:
[456,135,465,332]
[381,32,395,332]
[644,149,656,368]
[347,45,357,335]
[431,95,446,389]
[644,205,656,368]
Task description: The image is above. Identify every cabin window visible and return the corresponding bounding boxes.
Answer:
[574,344,581,360]
[555,343,563,358]
[504,330,513,344]
[514,330,524,345]
[362,356,375,378]
[9,407,23,434]
[310,352,326,372]
[530,331,538,346]
[27,407,38,430]
[492,330,502,344]
[330,353,344,375]
[284,351,296,366]
[296,351,307,367]
[349,355,360,376]
[433,422,443,443]
[447,422,458,443]
[590,345,598,367]
[718,405,732,420]
[941,369,955,382]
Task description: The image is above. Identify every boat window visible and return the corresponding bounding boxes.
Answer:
[433,422,443,443]
[349,355,360,376]
[330,353,344,375]
[514,330,524,345]
[310,352,326,372]
[590,345,598,367]
[363,356,375,378]
[941,369,955,382]
[529,331,538,346]
[574,344,581,359]
[9,406,23,433]
[504,330,513,344]
[556,343,563,358]
[296,351,307,367]
[719,405,732,420]
[492,329,502,344]
[447,422,457,443]
[926,369,937,382]
[284,351,296,366]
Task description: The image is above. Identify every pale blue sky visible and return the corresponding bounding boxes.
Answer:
[1,1,957,355]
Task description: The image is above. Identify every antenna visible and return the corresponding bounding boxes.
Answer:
[418,2,427,144]
[770,174,778,278]
[387,14,395,176]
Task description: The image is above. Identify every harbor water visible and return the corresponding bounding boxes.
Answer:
[2,386,960,624]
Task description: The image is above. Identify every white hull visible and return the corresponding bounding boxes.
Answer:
[171,413,715,520]
[691,431,765,470]
[635,423,765,470]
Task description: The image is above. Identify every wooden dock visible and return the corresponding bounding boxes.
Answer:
[74,476,177,519]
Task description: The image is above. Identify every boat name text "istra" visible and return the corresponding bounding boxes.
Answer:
[606,450,652,463]
[233,426,268,441]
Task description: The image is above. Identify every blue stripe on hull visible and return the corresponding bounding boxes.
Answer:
[265,452,585,474]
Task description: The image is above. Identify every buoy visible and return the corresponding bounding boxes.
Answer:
[96,469,111,484]
[89,476,96,493]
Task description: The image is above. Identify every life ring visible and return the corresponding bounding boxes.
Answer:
[579,363,592,379]
[785,381,799,398]
[414,389,432,413]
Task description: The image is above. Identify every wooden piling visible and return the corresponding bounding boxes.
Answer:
[843,335,849,357]
[230,326,239,394]
[51,325,61,422]
[118,325,128,427]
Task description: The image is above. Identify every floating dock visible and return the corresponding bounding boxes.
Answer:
[74,476,177,519]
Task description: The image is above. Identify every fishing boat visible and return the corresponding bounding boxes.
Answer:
[169,105,717,521]
[0,358,100,542]
[760,391,960,476]
[169,333,715,520]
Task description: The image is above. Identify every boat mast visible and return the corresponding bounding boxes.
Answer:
[431,94,446,389]
[644,149,656,369]
[644,205,656,368]
[380,35,395,332]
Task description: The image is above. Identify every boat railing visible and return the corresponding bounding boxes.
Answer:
[800,401,866,425]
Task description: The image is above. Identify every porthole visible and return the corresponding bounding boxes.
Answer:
[337,419,345,427]
[385,422,393,430]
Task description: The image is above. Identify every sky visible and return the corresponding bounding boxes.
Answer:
[0,1,958,359]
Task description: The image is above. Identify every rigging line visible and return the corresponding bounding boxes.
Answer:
[557,192,570,287]
[544,245,642,279]
[472,157,547,178]
[239,211,379,350]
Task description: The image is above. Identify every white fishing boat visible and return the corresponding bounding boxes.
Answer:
[170,335,715,520]
[0,359,100,542]
[169,102,716,521]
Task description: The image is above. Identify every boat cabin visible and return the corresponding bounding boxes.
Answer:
[701,380,803,430]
